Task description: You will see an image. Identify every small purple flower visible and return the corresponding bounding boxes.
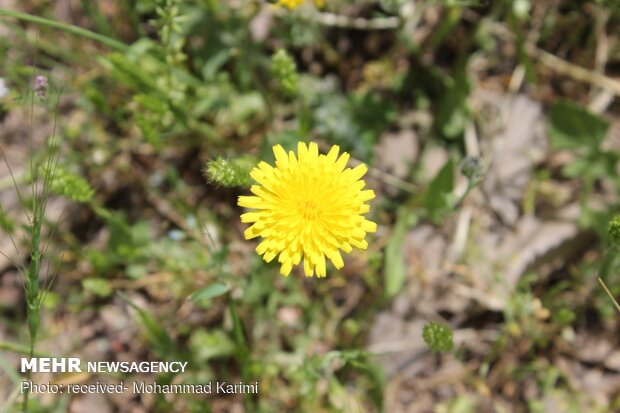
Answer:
[34,75,48,99]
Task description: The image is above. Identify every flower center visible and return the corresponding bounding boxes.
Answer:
[298,200,321,221]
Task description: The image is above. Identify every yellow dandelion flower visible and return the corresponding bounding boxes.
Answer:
[275,0,304,9]
[238,142,377,277]
[274,0,324,10]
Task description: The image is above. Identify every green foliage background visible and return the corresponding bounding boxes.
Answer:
[1,0,620,412]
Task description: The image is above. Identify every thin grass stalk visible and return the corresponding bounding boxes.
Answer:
[598,278,620,313]
[0,8,128,51]
[226,292,254,410]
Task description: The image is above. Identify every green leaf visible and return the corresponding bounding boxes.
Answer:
[203,49,233,80]
[189,329,234,362]
[385,208,416,298]
[133,94,168,114]
[82,278,112,297]
[425,158,455,221]
[549,101,609,150]
[102,53,158,92]
[118,292,176,357]
[0,207,14,233]
[435,69,470,139]
[188,283,231,302]
[561,156,592,177]
[552,307,576,326]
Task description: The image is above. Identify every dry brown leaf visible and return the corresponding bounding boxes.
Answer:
[478,92,547,226]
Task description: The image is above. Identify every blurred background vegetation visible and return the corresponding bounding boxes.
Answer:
[1,0,620,412]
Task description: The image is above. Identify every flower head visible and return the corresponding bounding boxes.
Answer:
[273,0,324,10]
[272,49,298,97]
[423,322,454,353]
[275,0,303,8]
[238,142,376,277]
[34,75,48,99]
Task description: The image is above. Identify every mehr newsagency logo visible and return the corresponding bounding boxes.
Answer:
[20,357,259,395]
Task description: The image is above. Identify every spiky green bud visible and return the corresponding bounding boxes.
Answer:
[271,49,298,97]
[422,321,454,353]
[205,156,255,188]
[459,156,486,185]
[51,168,95,202]
[609,216,620,246]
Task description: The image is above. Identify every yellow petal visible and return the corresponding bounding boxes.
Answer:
[238,196,263,208]
[361,219,377,233]
[308,142,319,161]
[327,249,344,269]
[241,212,262,223]
[273,144,289,169]
[243,225,261,240]
[349,164,368,182]
[303,258,314,277]
[316,254,326,277]
[359,190,375,202]
[335,152,350,172]
[280,260,293,276]
[297,142,308,160]
[256,240,270,255]
[326,145,340,163]
[264,251,277,262]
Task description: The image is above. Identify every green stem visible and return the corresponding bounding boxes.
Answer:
[0,8,204,91]
[452,180,476,211]
[0,340,46,357]
[226,292,253,409]
[21,219,41,413]
[21,98,47,413]
[0,8,128,51]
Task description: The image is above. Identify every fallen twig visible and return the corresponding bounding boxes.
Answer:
[598,277,620,313]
